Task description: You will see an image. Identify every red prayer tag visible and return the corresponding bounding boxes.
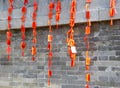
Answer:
[34,1,38,11]
[24,0,28,5]
[86,11,90,19]
[8,7,13,14]
[48,70,52,77]
[71,60,75,67]
[85,84,89,88]
[32,57,36,61]
[31,46,37,55]
[86,0,91,3]
[86,57,91,66]
[21,6,27,15]
[86,73,90,82]
[7,31,12,38]
[8,15,12,23]
[6,46,11,54]
[56,13,60,22]
[109,8,115,17]
[48,35,53,42]
[85,26,91,35]
[21,15,26,22]
[6,39,11,45]
[32,12,37,20]
[32,21,37,29]
[21,41,26,49]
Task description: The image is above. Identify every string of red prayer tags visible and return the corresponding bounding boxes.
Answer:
[84,0,92,88]
[20,0,28,56]
[6,0,14,60]
[66,0,77,67]
[109,0,117,25]
[47,0,54,86]
[55,0,61,28]
[31,0,38,61]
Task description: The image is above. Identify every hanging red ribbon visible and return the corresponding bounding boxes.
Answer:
[109,0,117,25]
[84,1,92,87]
[6,0,14,60]
[66,0,77,67]
[47,0,54,86]
[55,0,61,28]
[20,0,28,56]
[31,0,38,61]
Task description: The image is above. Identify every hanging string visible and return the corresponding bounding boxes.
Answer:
[6,0,14,60]
[66,0,77,67]
[20,0,28,56]
[31,0,38,61]
[84,0,92,88]
[47,0,54,86]
[109,0,117,25]
[55,0,61,28]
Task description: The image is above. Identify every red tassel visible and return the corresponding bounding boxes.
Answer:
[49,2,54,11]
[22,50,24,56]
[32,12,37,21]
[84,36,88,43]
[32,21,37,29]
[8,0,14,3]
[48,59,52,67]
[71,60,75,67]
[21,15,26,23]
[86,65,90,70]
[32,30,36,37]
[48,35,53,42]
[34,1,38,11]
[71,0,76,7]
[31,46,37,56]
[85,84,89,88]
[47,42,51,50]
[21,41,26,49]
[56,13,60,22]
[21,34,26,40]
[109,8,115,17]
[48,11,53,19]
[7,31,12,39]
[21,24,25,33]
[86,11,90,19]
[48,79,51,86]
[24,0,28,5]
[86,0,91,3]
[32,57,36,61]
[32,37,37,44]
[48,52,53,58]
[86,57,91,66]
[86,73,90,82]
[48,70,52,77]
[6,46,11,54]
[110,0,116,8]
[7,55,11,61]
[21,6,27,15]
[7,23,11,30]
[8,7,13,14]
[85,26,90,35]
[7,15,12,23]
[69,19,75,27]
[6,39,11,45]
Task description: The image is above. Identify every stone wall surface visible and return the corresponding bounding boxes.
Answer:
[0,20,120,88]
[0,0,120,30]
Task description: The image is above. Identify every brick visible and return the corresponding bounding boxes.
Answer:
[99,76,108,82]
[98,66,107,71]
[62,85,82,88]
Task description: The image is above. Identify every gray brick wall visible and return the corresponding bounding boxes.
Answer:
[0,20,120,88]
